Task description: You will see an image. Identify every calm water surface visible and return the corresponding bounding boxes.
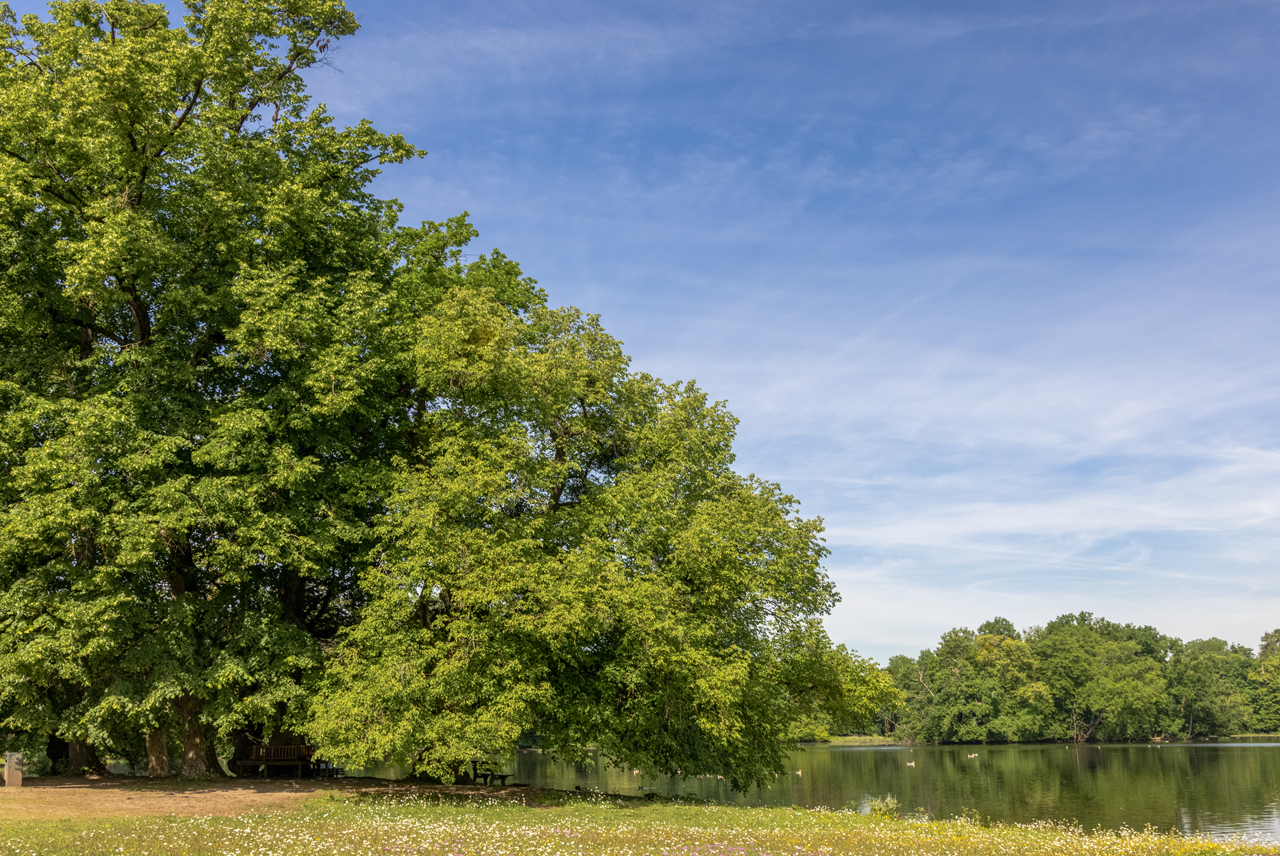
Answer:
[491,740,1280,839]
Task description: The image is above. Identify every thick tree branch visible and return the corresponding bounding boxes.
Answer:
[69,318,127,348]
[120,279,153,345]
[234,52,307,132]
[157,78,204,153]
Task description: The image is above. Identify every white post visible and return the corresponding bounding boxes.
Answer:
[3,752,21,787]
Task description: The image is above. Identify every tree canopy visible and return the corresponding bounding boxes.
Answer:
[0,0,892,785]
[883,613,1272,743]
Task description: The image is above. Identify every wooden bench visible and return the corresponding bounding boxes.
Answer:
[234,745,317,778]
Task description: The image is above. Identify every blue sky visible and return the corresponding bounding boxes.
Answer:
[32,0,1280,661]
[304,0,1280,662]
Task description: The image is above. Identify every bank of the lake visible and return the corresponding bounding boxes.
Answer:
[813,735,902,746]
[0,784,1272,856]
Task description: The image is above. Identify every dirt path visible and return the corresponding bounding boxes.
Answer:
[0,776,545,821]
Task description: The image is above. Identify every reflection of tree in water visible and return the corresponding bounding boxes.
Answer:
[820,744,1280,835]
[511,744,1280,835]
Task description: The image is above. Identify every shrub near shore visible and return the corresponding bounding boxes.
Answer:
[0,790,1272,856]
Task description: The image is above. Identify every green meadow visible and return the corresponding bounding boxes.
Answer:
[1,790,1273,856]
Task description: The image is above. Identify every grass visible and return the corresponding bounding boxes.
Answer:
[0,788,1274,856]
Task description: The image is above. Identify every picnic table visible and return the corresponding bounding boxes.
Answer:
[472,761,513,786]
[312,759,346,778]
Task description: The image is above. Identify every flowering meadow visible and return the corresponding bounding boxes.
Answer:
[1,790,1276,856]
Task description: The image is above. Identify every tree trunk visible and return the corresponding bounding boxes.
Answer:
[67,739,103,775]
[146,729,170,777]
[177,695,223,777]
[230,726,263,778]
[46,734,69,775]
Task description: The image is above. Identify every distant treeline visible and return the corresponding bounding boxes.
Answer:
[875,613,1280,744]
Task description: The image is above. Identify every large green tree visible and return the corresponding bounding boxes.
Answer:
[0,0,875,785]
[0,0,419,776]
[305,287,883,788]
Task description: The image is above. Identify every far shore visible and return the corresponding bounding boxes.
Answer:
[798,734,900,746]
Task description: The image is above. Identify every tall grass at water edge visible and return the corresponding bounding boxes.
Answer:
[0,790,1273,856]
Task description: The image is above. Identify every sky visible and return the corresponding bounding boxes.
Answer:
[315,0,1280,663]
[29,0,1280,662]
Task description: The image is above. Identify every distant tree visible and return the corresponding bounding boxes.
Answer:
[1043,613,1172,662]
[915,629,986,742]
[887,614,1258,744]
[787,654,901,742]
[1032,620,1166,742]
[1250,632,1280,733]
[977,617,1020,640]
[889,627,1045,744]
[880,655,918,736]
[973,632,1049,740]
[1260,629,1280,659]
[1166,639,1252,738]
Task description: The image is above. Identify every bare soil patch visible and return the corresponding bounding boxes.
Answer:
[0,776,550,821]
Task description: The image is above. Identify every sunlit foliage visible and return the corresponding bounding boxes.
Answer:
[0,0,891,785]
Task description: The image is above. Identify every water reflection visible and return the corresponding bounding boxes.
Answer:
[474,742,1280,838]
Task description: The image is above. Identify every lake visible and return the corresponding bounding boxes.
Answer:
[494,740,1280,839]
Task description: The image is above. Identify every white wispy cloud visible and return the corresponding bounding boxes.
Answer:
[307,0,1280,658]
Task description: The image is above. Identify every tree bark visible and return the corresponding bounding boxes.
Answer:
[46,734,69,775]
[177,695,223,777]
[67,739,103,775]
[146,728,169,777]
[230,726,263,778]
